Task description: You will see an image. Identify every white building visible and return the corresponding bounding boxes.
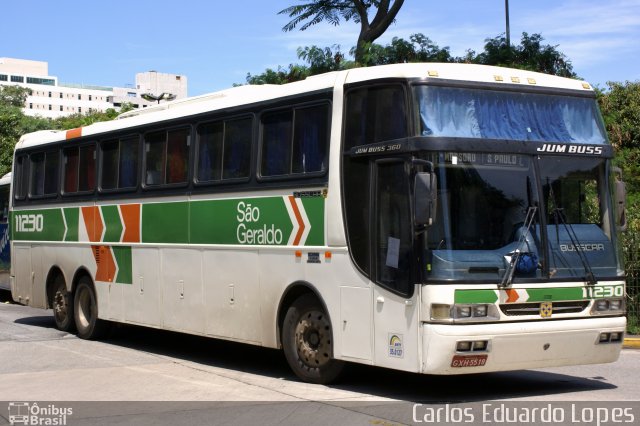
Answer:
[0,58,187,118]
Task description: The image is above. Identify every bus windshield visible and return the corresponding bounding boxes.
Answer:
[414,85,607,144]
[422,153,619,282]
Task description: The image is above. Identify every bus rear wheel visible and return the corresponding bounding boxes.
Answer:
[52,275,74,332]
[282,294,344,384]
[74,277,109,340]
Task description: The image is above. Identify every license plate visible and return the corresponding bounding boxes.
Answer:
[451,354,488,368]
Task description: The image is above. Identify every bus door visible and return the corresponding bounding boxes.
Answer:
[371,159,420,370]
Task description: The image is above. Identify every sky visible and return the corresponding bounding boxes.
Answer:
[1,0,639,97]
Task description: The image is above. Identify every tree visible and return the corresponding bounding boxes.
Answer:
[467,32,576,78]
[0,86,135,176]
[0,86,50,176]
[0,85,32,108]
[362,33,453,65]
[598,81,640,150]
[279,0,405,64]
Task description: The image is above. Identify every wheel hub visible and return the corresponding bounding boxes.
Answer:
[294,310,331,368]
[54,291,67,316]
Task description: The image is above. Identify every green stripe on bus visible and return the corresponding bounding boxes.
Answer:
[101,205,123,242]
[301,197,324,246]
[63,208,79,242]
[142,202,189,244]
[113,246,133,284]
[526,287,584,302]
[13,208,66,241]
[454,290,499,304]
[12,195,326,246]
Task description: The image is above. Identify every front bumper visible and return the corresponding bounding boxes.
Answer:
[422,316,626,374]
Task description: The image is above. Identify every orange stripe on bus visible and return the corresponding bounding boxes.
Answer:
[120,204,141,243]
[91,245,116,282]
[288,196,305,246]
[505,289,520,303]
[82,206,103,242]
[66,127,82,140]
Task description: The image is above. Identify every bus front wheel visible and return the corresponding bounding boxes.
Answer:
[282,294,344,384]
[74,277,109,340]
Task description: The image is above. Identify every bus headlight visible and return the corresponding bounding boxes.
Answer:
[430,304,499,323]
[591,298,625,315]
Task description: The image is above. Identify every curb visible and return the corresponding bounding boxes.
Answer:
[623,337,640,349]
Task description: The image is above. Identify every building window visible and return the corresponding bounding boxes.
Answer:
[0,74,7,81]
[59,93,63,99]
[78,107,82,113]
[29,103,33,109]
[26,77,55,85]
[89,95,92,101]
[48,105,52,111]
[60,106,63,111]
[48,92,52,98]
[78,94,81,100]
[11,75,24,83]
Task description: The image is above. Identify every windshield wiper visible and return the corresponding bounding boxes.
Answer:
[500,206,538,288]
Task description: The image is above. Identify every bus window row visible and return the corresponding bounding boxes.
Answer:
[12,102,330,201]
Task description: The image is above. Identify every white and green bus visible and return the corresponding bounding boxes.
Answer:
[9,63,627,383]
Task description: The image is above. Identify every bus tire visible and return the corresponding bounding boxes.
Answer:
[73,276,109,340]
[282,294,344,384]
[51,274,75,332]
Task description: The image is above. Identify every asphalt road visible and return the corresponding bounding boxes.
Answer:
[0,290,638,425]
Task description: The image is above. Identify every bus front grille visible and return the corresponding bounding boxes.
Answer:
[499,301,590,316]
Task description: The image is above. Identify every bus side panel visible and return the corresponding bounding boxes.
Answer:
[12,245,32,305]
[161,248,205,335]
[124,247,161,327]
[203,249,261,343]
[29,246,48,308]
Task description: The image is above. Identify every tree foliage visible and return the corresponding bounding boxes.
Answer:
[0,86,132,176]
[360,33,453,65]
[280,0,404,64]
[245,32,574,85]
[598,81,640,150]
[466,33,576,78]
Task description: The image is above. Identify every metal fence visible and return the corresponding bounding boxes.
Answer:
[624,233,640,334]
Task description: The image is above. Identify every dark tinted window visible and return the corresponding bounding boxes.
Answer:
[64,145,95,193]
[13,155,29,199]
[344,86,407,150]
[197,117,252,183]
[30,151,59,197]
[144,128,189,186]
[100,136,139,190]
[261,104,329,177]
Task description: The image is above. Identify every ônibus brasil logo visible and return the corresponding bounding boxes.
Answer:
[7,402,73,425]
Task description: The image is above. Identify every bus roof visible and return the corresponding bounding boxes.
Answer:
[15,63,593,151]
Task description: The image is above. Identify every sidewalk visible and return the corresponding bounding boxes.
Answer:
[623,335,640,349]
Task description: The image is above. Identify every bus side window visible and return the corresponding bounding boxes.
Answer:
[144,129,189,186]
[30,151,59,197]
[14,155,29,199]
[262,110,293,177]
[292,104,328,174]
[260,104,328,178]
[222,117,252,180]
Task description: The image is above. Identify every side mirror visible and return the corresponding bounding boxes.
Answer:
[613,168,627,231]
[414,172,437,228]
